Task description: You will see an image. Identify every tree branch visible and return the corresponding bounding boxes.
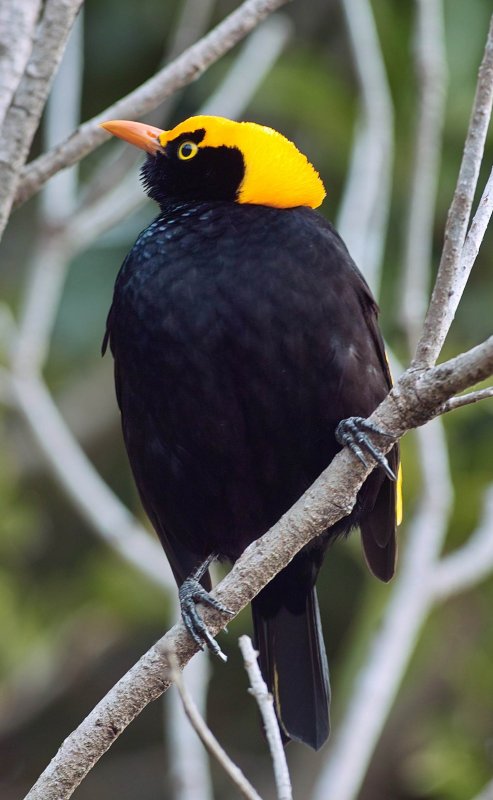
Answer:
[0,0,83,237]
[22,337,493,800]
[167,648,263,800]
[441,385,493,412]
[0,0,42,129]
[413,12,493,367]
[166,634,213,800]
[13,0,291,210]
[239,636,292,800]
[312,417,452,800]
[9,373,172,590]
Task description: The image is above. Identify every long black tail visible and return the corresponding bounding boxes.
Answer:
[251,561,330,750]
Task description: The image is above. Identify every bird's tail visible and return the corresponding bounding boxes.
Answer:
[251,571,330,750]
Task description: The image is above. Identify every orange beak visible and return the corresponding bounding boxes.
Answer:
[100,120,165,155]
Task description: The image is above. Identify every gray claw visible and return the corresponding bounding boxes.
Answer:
[335,416,396,481]
[179,564,232,662]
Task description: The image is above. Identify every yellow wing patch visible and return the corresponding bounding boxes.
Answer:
[396,463,403,526]
[159,115,326,210]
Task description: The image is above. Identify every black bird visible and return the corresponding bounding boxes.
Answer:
[101,115,401,750]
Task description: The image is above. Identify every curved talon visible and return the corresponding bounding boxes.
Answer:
[335,416,396,481]
[178,564,233,662]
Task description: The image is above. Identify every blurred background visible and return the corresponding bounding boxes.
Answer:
[1,0,492,798]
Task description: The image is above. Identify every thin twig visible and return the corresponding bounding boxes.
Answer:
[400,0,447,350]
[166,647,263,800]
[166,619,214,800]
[14,0,291,210]
[459,166,493,276]
[441,385,493,413]
[413,12,493,367]
[239,636,292,800]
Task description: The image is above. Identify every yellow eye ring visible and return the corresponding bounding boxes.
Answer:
[177,141,199,161]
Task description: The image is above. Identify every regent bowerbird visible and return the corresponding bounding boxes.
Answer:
[100,115,401,750]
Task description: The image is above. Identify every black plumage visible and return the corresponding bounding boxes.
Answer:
[103,117,399,750]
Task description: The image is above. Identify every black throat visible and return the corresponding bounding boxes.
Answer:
[140,130,245,209]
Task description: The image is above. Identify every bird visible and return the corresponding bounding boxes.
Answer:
[100,115,401,751]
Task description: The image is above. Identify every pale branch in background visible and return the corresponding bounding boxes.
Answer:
[414,12,493,368]
[166,631,214,800]
[14,0,291,209]
[470,777,493,800]
[66,13,293,254]
[239,636,293,800]
[76,0,217,215]
[165,0,217,65]
[10,373,172,590]
[3,14,292,798]
[4,8,172,592]
[0,611,122,737]
[400,0,447,349]
[432,486,493,600]
[166,648,263,800]
[2,2,492,798]
[40,10,84,223]
[0,0,84,237]
[6,0,292,596]
[0,0,42,129]
[200,14,292,117]
[312,6,492,797]
[13,11,83,378]
[312,417,453,800]
[336,0,393,293]
[22,337,493,800]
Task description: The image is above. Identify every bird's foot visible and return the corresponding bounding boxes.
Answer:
[179,555,233,662]
[335,416,396,481]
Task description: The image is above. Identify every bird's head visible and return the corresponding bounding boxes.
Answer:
[100,115,326,210]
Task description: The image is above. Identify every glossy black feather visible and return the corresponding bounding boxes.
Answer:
[106,197,398,749]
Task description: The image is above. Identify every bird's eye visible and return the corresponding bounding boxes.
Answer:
[177,141,199,161]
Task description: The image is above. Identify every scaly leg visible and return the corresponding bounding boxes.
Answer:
[178,554,233,662]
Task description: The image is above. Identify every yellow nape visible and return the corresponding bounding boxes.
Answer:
[159,115,326,209]
[396,463,403,526]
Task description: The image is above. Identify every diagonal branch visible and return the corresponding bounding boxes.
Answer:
[22,337,493,800]
[13,0,291,210]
